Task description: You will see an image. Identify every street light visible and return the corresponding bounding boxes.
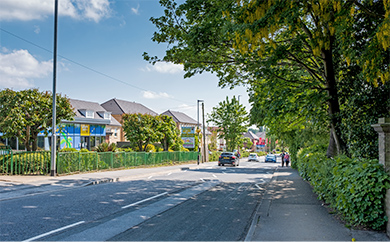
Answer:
[197,100,204,165]
[50,0,59,177]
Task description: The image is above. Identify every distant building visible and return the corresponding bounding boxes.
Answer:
[243,131,259,150]
[101,98,158,142]
[161,110,198,130]
[52,98,121,150]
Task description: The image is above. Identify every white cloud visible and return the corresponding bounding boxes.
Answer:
[0,49,52,89]
[144,62,184,74]
[131,4,140,15]
[0,0,111,22]
[142,91,173,99]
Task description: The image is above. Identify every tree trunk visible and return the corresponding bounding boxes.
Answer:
[322,49,347,157]
[32,133,38,151]
[25,126,31,151]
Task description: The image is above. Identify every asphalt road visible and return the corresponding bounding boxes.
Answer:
[0,158,278,241]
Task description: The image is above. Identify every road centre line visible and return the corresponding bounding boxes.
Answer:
[22,221,85,242]
[122,192,168,209]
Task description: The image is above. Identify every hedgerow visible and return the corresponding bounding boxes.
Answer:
[296,145,390,230]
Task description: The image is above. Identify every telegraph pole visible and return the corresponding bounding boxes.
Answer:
[51,0,59,176]
[202,102,206,163]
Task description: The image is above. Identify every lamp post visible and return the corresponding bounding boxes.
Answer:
[197,100,204,165]
[50,0,59,176]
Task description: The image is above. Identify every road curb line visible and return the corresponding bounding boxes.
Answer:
[244,167,278,242]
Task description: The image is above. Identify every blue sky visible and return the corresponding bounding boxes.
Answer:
[0,0,250,122]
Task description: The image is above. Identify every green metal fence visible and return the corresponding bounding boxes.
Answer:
[57,151,199,174]
[0,148,199,175]
[0,146,51,175]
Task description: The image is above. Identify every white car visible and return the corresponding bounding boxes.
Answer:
[248,153,259,162]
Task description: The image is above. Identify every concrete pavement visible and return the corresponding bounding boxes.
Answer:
[1,163,389,241]
[245,167,389,241]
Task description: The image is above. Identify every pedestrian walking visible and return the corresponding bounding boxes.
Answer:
[284,152,290,167]
[280,152,285,167]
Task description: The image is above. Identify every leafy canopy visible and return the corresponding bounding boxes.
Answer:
[0,88,74,151]
[208,96,249,151]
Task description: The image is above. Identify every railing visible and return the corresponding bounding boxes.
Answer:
[0,149,51,175]
[0,149,199,175]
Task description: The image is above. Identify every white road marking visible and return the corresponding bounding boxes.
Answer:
[167,172,172,176]
[255,184,264,190]
[148,176,153,179]
[22,221,85,242]
[200,178,205,182]
[122,192,168,209]
[212,174,217,178]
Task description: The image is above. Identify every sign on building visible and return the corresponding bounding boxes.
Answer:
[181,127,195,149]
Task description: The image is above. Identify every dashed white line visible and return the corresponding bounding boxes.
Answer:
[122,192,168,209]
[22,221,85,242]
[255,184,264,190]
[212,174,217,178]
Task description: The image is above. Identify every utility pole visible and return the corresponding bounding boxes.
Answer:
[202,102,207,163]
[51,0,59,176]
[197,100,203,165]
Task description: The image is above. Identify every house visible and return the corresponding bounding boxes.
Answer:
[161,110,198,130]
[243,131,259,150]
[56,99,121,150]
[101,98,158,142]
[161,110,199,149]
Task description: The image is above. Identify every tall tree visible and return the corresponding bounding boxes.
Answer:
[122,113,163,152]
[208,96,249,151]
[145,0,389,157]
[159,115,182,151]
[0,88,74,151]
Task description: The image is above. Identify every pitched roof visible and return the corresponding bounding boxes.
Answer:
[68,98,120,126]
[101,98,158,116]
[69,99,106,118]
[243,131,259,140]
[161,110,197,125]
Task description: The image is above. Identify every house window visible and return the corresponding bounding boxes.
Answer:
[104,112,111,120]
[86,110,94,118]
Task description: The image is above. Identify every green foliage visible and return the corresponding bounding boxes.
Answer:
[117,147,134,152]
[209,151,221,161]
[208,96,249,151]
[122,113,183,152]
[0,89,74,151]
[95,142,117,152]
[296,145,390,230]
[0,151,50,175]
[147,0,389,158]
[60,148,78,152]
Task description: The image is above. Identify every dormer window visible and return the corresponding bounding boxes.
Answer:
[86,110,94,118]
[103,112,111,120]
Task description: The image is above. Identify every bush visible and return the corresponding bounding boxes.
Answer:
[296,145,390,230]
[96,142,117,152]
[209,151,221,161]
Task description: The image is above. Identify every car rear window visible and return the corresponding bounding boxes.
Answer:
[221,152,233,156]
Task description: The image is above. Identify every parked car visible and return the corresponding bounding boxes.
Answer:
[218,152,239,166]
[248,153,259,162]
[265,154,277,163]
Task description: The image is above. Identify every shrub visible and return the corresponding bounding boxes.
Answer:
[296,145,390,230]
[209,151,221,161]
[60,148,78,152]
[96,142,117,152]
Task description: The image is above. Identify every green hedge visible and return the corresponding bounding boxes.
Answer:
[296,145,390,230]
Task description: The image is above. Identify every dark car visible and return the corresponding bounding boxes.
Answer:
[218,152,239,166]
[265,154,277,163]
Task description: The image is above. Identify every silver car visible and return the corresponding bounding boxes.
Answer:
[248,153,259,162]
